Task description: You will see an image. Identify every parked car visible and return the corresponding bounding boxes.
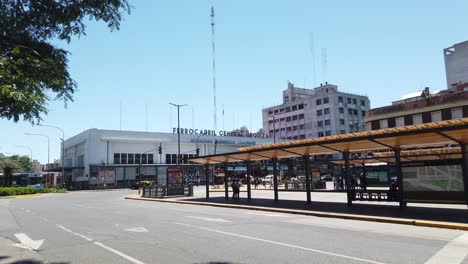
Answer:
[263,175,274,183]
[27,184,43,192]
[320,173,333,181]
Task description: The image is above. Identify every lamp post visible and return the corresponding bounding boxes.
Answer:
[39,124,65,188]
[15,145,33,173]
[169,103,187,166]
[272,116,278,143]
[25,133,49,171]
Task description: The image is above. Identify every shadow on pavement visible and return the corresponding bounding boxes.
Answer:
[179,196,468,224]
[0,258,69,264]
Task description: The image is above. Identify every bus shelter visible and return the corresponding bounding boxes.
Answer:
[190,118,468,208]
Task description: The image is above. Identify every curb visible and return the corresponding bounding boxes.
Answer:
[124,195,468,231]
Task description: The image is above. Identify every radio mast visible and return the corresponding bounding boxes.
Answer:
[211,6,217,132]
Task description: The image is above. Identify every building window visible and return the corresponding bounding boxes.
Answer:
[325,131,332,136]
[348,109,353,115]
[274,110,279,114]
[361,110,366,117]
[324,108,330,115]
[316,99,322,105]
[292,105,298,111]
[285,107,291,112]
[114,153,120,164]
[287,127,292,131]
[361,100,365,106]
[347,98,352,104]
[298,104,304,109]
[268,111,273,115]
[431,111,442,122]
[413,114,423,125]
[340,130,346,134]
[317,110,322,116]
[120,153,127,164]
[452,108,463,119]
[340,119,345,125]
[318,132,324,137]
[299,124,305,129]
[349,125,355,132]
[353,109,358,115]
[128,154,134,164]
[148,154,154,164]
[380,119,388,129]
[141,154,147,164]
[317,121,323,127]
[279,108,284,112]
[353,98,357,104]
[286,116,291,122]
[135,153,141,164]
[339,108,344,114]
[298,114,304,119]
[299,134,306,139]
[338,96,343,103]
[323,97,329,104]
[325,119,331,126]
[293,125,298,131]
[292,115,298,121]
[395,117,404,127]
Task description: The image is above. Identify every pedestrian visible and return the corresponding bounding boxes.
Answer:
[254,178,258,189]
[196,177,200,187]
[231,179,240,200]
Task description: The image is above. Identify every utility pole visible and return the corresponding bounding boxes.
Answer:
[39,124,65,188]
[169,103,187,166]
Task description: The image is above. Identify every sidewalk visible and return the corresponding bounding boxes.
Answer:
[126,187,468,231]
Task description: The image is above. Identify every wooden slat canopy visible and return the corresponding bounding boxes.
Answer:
[190,118,468,165]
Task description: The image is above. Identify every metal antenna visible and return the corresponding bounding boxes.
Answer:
[211,6,217,132]
[322,48,327,83]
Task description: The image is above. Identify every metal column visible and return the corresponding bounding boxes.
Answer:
[246,161,252,200]
[304,155,311,204]
[273,158,279,201]
[343,152,352,206]
[394,148,406,209]
[460,143,468,207]
[224,162,229,200]
[205,164,210,199]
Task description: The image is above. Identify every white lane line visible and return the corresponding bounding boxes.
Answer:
[94,242,146,264]
[425,233,468,264]
[185,216,232,223]
[56,225,93,242]
[244,211,290,218]
[172,222,385,264]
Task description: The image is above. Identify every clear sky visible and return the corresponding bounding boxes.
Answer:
[1,0,467,164]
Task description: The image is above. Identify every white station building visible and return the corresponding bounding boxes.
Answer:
[62,128,273,189]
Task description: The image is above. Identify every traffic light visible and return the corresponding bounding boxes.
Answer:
[158,145,162,154]
[196,148,200,157]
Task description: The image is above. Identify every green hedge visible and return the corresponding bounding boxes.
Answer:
[0,187,38,196]
[42,187,67,193]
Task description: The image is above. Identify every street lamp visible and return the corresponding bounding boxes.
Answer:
[271,116,278,143]
[25,133,50,172]
[38,124,65,188]
[15,145,33,172]
[169,103,187,166]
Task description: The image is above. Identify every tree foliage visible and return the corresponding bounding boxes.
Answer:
[0,0,132,123]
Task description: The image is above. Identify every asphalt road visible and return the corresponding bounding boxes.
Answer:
[1,190,468,264]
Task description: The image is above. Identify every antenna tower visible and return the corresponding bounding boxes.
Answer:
[211,6,217,131]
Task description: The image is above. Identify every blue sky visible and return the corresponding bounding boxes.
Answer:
[1,0,467,163]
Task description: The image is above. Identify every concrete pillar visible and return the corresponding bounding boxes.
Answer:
[304,155,311,204]
[460,143,468,207]
[394,148,406,209]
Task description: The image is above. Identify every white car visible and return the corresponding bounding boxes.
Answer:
[264,175,274,183]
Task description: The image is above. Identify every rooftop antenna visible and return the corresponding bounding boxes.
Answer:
[322,48,327,83]
[309,33,317,87]
[211,6,217,132]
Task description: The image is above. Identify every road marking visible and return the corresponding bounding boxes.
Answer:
[124,227,149,233]
[57,225,93,242]
[425,233,468,264]
[172,222,385,264]
[94,242,146,264]
[25,210,31,213]
[244,211,290,217]
[12,233,44,251]
[186,216,232,223]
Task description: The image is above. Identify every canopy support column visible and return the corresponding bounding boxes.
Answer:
[304,155,311,204]
[224,162,229,200]
[246,161,252,200]
[460,143,468,207]
[205,164,210,200]
[273,158,279,201]
[343,152,352,206]
[394,148,406,209]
